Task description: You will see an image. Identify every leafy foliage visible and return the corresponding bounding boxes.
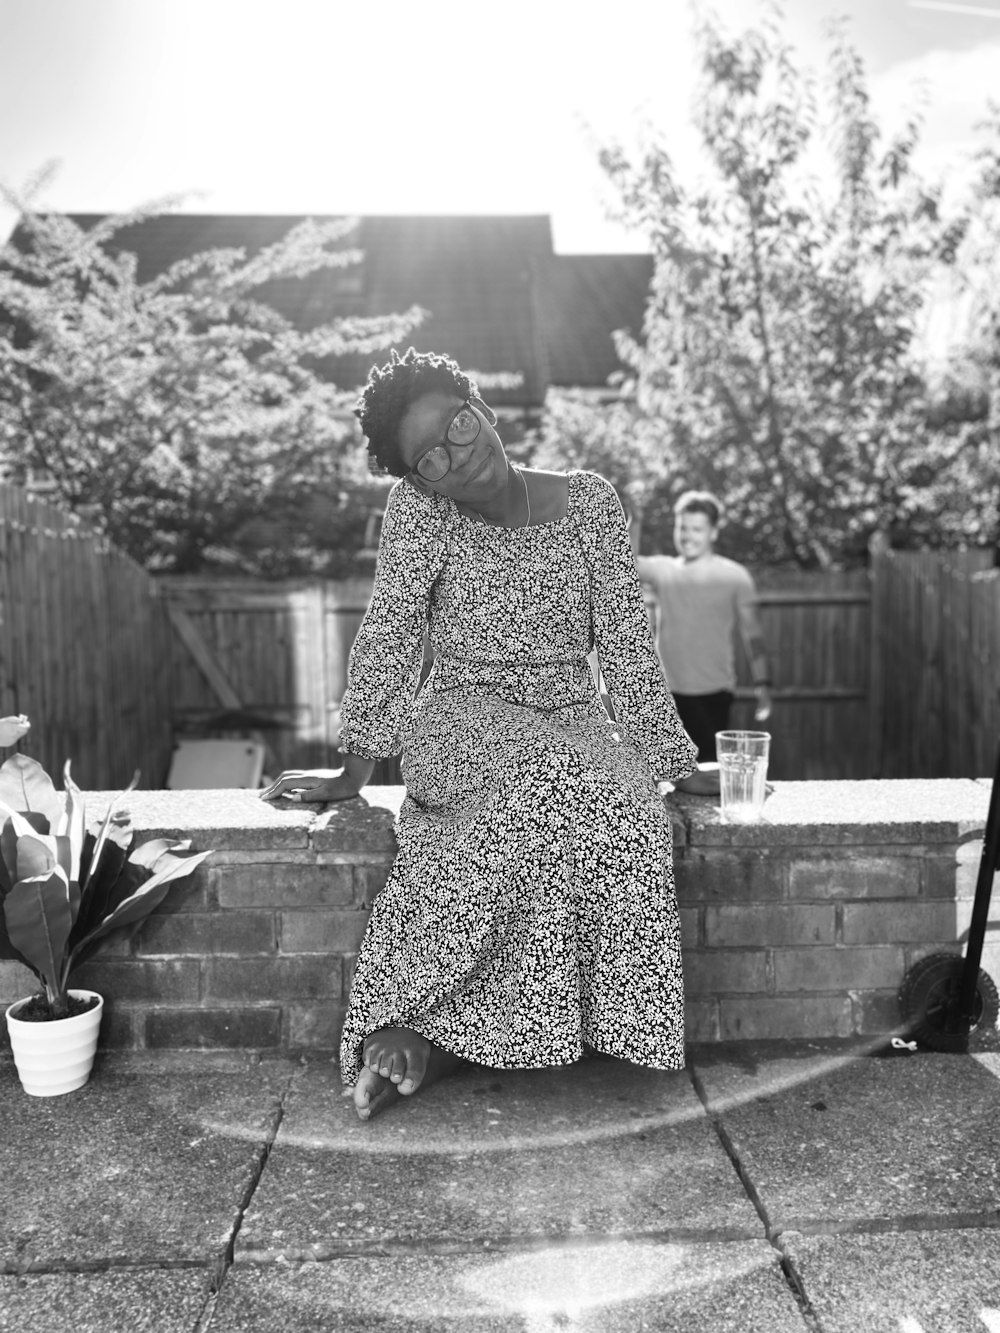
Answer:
[528,391,667,517]
[939,99,1000,510]
[0,753,211,1019]
[0,177,416,573]
[537,7,999,567]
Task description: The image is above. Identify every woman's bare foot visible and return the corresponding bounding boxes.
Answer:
[351,1028,463,1121]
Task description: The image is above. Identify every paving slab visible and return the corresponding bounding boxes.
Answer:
[0,1269,211,1333]
[784,1229,1000,1333]
[236,1060,762,1259]
[0,1052,292,1271]
[212,1239,807,1332]
[690,1042,1000,1232]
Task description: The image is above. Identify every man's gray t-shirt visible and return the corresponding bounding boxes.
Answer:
[634,553,758,695]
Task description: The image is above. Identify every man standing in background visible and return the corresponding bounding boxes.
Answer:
[630,491,773,762]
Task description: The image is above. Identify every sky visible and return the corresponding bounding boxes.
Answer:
[1,0,1000,253]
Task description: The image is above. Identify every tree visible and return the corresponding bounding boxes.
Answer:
[936,100,1000,558]
[0,174,421,573]
[527,389,669,518]
[538,6,998,567]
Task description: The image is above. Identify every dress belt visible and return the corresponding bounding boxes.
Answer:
[428,656,593,699]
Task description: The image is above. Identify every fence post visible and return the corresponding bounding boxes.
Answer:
[867,532,889,779]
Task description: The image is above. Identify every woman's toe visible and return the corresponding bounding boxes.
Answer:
[386,1048,410,1086]
[353,1069,377,1113]
[397,1047,429,1095]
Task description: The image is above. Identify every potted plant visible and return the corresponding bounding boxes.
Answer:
[0,727,211,1096]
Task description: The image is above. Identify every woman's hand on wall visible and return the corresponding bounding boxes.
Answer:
[673,765,721,795]
[260,753,375,803]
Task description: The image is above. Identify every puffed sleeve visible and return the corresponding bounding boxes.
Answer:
[577,472,698,783]
[337,481,450,760]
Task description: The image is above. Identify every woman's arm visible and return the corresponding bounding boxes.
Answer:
[580,474,698,784]
[336,482,450,761]
[261,485,449,804]
[674,765,721,795]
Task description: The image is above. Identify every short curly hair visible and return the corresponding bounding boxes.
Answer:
[354,347,480,477]
[674,490,723,527]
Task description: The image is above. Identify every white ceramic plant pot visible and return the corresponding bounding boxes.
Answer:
[5,989,104,1097]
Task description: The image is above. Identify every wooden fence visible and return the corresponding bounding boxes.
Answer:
[161,567,878,782]
[161,552,999,782]
[6,486,994,787]
[731,567,872,780]
[870,548,999,778]
[0,485,174,789]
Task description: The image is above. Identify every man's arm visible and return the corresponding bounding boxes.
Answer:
[735,576,773,722]
[624,513,663,638]
[626,507,642,557]
[627,517,658,583]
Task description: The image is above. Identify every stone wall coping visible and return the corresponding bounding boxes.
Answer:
[22,776,994,1052]
[81,779,993,852]
[670,778,992,846]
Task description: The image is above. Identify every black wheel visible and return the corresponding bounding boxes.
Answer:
[898,952,1000,1052]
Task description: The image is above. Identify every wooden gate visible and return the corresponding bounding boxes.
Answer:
[159,577,381,779]
[161,568,876,782]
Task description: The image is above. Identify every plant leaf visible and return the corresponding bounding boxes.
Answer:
[0,715,30,747]
[70,849,211,965]
[3,867,73,993]
[0,862,42,974]
[0,808,50,837]
[118,847,211,904]
[0,754,63,829]
[0,804,47,837]
[53,832,77,891]
[79,785,136,895]
[3,811,48,896]
[1,804,56,901]
[0,818,13,896]
[59,761,87,886]
[71,837,130,946]
[2,808,49,894]
[81,838,197,940]
[128,838,192,870]
[15,831,57,883]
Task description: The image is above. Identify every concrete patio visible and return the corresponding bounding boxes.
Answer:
[1,1037,998,1331]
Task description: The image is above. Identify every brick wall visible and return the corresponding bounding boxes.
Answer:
[0,780,994,1052]
[674,779,995,1043]
[0,789,400,1053]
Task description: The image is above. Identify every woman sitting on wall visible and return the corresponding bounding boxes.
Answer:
[262,347,709,1120]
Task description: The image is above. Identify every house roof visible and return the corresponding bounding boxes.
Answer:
[535,254,653,389]
[320,214,554,404]
[8,212,651,405]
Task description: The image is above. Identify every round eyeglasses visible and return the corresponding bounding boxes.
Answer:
[412,402,482,481]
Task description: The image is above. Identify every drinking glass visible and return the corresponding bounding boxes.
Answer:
[715,730,770,823]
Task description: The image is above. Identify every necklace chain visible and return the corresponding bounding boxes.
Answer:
[475,467,531,528]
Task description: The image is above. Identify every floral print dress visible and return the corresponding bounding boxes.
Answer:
[337,470,698,1083]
